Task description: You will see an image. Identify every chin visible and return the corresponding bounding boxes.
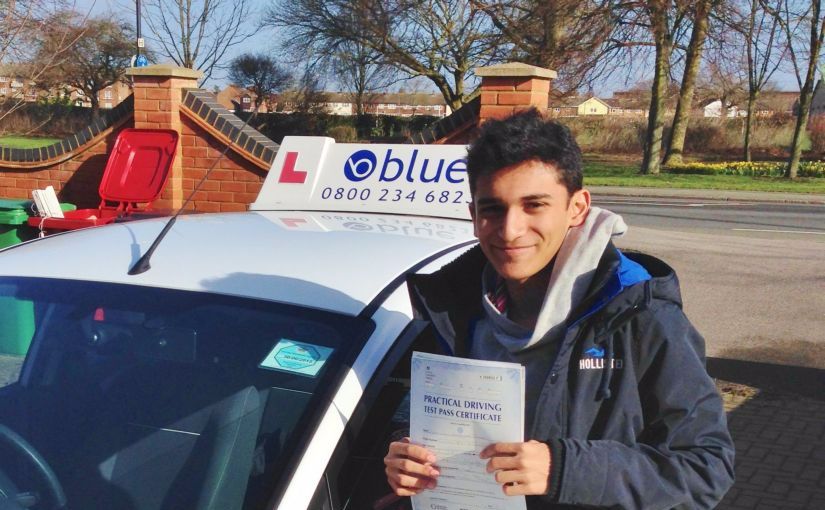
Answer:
[490,263,536,284]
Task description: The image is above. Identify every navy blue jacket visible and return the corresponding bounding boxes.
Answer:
[407,244,735,509]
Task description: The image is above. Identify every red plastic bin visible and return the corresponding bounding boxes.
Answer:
[29,128,179,232]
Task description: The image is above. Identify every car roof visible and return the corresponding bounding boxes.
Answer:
[0,211,475,316]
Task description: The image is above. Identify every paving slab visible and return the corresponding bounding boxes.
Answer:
[716,380,825,509]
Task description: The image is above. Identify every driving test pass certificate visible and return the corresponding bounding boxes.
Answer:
[410,351,526,510]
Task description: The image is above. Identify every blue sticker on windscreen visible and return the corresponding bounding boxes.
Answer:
[259,339,334,377]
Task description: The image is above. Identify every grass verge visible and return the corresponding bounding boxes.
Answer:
[0,135,61,149]
[583,156,825,194]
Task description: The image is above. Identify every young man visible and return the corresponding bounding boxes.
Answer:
[384,109,735,508]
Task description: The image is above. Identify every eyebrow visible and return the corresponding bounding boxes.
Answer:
[476,193,555,206]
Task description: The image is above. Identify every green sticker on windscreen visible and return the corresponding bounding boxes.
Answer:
[259,339,334,377]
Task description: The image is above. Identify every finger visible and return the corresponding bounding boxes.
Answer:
[386,466,437,497]
[387,477,424,497]
[493,469,521,486]
[479,442,521,458]
[395,472,438,490]
[388,441,437,464]
[385,457,440,478]
[501,481,531,497]
[485,455,521,473]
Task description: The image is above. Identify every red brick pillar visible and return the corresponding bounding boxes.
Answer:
[125,65,203,208]
[476,63,557,121]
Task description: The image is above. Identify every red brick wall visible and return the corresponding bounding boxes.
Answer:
[153,115,265,212]
[1,65,271,212]
[416,64,555,145]
[0,126,129,208]
[479,76,551,121]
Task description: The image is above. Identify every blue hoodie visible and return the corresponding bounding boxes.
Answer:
[407,243,735,509]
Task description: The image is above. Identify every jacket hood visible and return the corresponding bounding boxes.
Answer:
[526,207,628,350]
[408,242,684,359]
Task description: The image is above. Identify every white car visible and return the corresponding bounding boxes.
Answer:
[0,138,475,510]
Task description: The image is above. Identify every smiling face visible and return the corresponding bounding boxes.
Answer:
[471,159,590,287]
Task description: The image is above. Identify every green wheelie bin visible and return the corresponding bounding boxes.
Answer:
[0,199,75,356]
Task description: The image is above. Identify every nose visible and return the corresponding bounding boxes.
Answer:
[499,208,527,242]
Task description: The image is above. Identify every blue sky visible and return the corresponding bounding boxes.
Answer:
[82,0,801,95]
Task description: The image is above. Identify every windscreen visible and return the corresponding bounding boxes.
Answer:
[0,277,373,510]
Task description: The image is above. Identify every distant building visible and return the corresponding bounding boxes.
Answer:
[0,69,131,109]
[360,92,449,117]
[548,95,648,118]
[702,100,743,118]
[0,73,39,102]
[72,81,132,109]
[701,91,798,118]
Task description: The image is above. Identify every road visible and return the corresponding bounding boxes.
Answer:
[592,196,825,369]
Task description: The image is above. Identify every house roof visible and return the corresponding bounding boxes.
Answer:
[553,96,586,108]
[550,94,649,110]
[581,96,611,109]
[602,96,649,109]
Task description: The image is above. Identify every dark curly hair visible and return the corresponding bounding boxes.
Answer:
[466,108,583,195]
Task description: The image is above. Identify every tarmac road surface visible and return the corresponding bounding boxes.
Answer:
[594,196,825,370]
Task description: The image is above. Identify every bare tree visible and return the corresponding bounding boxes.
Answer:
[0,0,85,125]
[767,0,825,178]
[663,0,716,166]
[640,0,692,175]
[712,0,786,161]
[36,14,134,119]
[293,68,328,114]
[740,0,785,160]
[470,0,629,95]
[228,53,291,111]
[141,0,254,83]
[696,54,749,117]
[332,39,399,117]
[266,0,501,110]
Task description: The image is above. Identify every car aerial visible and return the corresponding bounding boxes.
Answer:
[0,137,475,510]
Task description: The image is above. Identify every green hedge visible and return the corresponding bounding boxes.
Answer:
[237,111,441,143]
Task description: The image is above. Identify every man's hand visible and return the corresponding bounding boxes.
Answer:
[479,440,551,496]
[384,438,440,497]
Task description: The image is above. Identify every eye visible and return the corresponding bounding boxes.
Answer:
[524,201,547,210]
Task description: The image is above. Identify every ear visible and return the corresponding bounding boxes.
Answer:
[567,189,591,227]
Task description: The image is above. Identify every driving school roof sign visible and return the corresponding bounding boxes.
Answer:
[250,137,472,220]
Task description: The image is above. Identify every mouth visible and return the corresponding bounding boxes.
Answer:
[495,245,533,256]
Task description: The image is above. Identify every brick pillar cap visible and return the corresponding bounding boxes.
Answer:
[126,64,203,80]
[475,62,557,79]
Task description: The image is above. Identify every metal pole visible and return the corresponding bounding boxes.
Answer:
[136,0,141,59]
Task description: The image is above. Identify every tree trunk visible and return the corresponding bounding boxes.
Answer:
[663,0,712,166]
[743,90,758,161]
[90,93,100,121]
[787,85,816,179]
[641,2,672,175]
[786,8,825,179]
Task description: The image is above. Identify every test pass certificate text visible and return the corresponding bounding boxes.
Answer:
[410,351,526,510]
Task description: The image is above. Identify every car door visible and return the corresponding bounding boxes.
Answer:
[310,319,438,510]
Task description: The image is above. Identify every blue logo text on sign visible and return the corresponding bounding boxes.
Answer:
[259,339,334,377]
[343,148,466,184]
